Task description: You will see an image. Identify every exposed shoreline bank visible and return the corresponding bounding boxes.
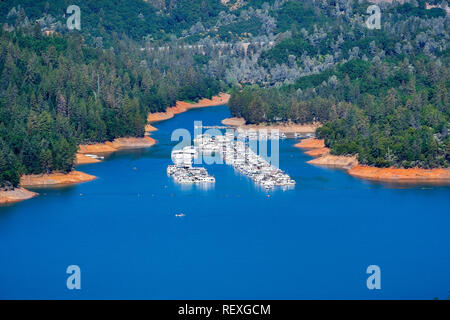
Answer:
[348,165,450,183]
[76,136,157,164]
[0,188,38,205]
[147,93,230,125]
[221,117,320,134]
[20,171,97,187]
[296,138,450,184]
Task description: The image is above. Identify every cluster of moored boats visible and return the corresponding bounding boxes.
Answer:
[237,130,287,140]
[194,131,296,190]
[233,130,314,141]
[167,147,216,184]
[167,129,299,189]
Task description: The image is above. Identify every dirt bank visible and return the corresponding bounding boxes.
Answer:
[76,137,157,165]
[295,139,356,169]
[296,139,450,183]
[294,138,326,149]
[78,143,117,154]
[147,93,230,124]
[78,137,156,154]
[304,147,330,157]
[75,153,102,165]
[108,137,156,149]
[221,117,246,126]
[308,154,358,169]
[348,165,450,183]
[0,188,38,205]
[145,124,158,134]
[20,171,97,187]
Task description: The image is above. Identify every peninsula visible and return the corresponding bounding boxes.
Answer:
[76,137,157,165]
[0,188,37,205]
[20,171,97,187]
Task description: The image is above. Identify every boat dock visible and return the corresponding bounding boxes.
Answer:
[194,125,229,129]
[194,133,296,190]
[167,146,215,184]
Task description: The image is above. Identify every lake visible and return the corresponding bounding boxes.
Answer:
[0,105,449,299]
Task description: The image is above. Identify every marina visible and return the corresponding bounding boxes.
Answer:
[194,125,229,129]
[167,146,215,184]
[232,129,308,140]
[193,132,296,190]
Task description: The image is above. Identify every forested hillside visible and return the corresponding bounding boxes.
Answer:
[230,55,449,168]
[227,0,449,169]
[0,0,280,44]
[0,0,232,44]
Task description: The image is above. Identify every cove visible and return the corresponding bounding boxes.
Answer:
[0,105,449,299]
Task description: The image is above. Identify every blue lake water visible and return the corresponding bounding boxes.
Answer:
[0,105,449,299]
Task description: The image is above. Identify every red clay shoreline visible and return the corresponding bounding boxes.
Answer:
[20,171,97,187]
[0,188,38,205]
[147,93,230,125]
[295,138,450,184]
[76,136,157,164]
